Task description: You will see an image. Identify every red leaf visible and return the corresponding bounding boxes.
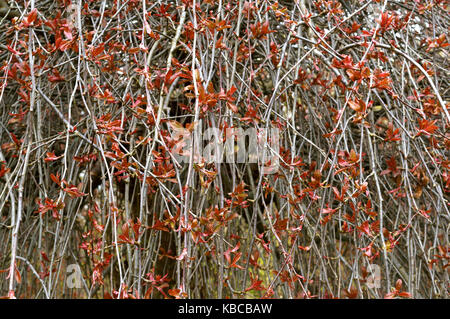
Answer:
[342,287,358,299]
[357,221,372,237]
[63,185,87,198]
[168,288,181,298]
[348,99,366,113]
[48,69,65,83]
[41,251,50,262]
[226,102,238,113]
[91,43,105,58]
[229,252,244,269]
[50,173,61,186]
[14,267,21,284]
[0,163,10,178]
[416,119,438,136]
[44,152,63,162]
[150,219,169,232]
[26,8,38,25]
[321,207,337,215]
[6,45,24,56]
[385,123,400,142]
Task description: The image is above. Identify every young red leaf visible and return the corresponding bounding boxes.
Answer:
[26,8,38,25]
[44,152,63,162]
[416,119,438,136]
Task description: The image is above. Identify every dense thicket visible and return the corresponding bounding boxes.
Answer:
[0,0,448,299]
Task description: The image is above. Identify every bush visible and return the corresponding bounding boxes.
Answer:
[0,0,448,299]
